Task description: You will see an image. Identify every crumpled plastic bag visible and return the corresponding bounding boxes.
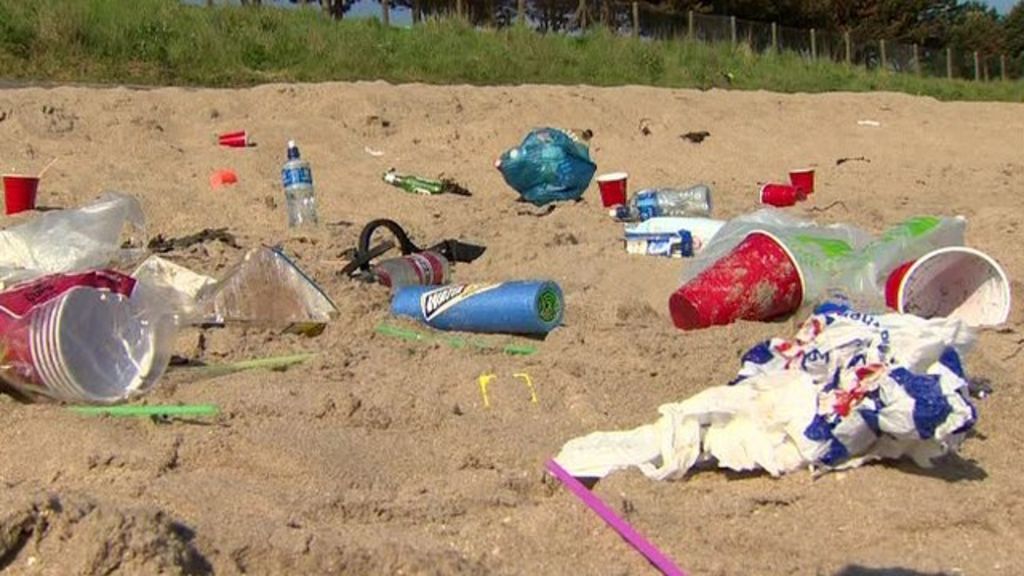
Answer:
[554,300,977,480]
[496,128,597,206]
[0,193,146,289]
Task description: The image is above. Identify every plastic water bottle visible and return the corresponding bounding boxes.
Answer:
[372,251,451,289]
[610,185,713,222]
[281,140,318,227]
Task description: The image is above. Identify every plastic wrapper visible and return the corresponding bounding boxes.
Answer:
[496,128,597,206]
[681,209,966,313]
[132,255,216,322]
[0,193,146,289]
[197,246,339,336]
[0,270,178,404]
[555,300,977,480]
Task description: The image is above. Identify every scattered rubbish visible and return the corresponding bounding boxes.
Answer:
[341,219,485,289]
[364,146,385,157]
[478,372,538,408]
[624,217,725,258]
[677,211,974,326]
[789,168,815,195]
[759,183,805,208]
[70,404,219,418]
[382,169,472,197]
[375,323,538,356]
[199,246,338,336]
[857,120,881,127]
[681,130,710,144]
[555,301,977,481]
[282,139,318,228]
[610,185,713,222]
[3,173,40,215]
[391,281,564,335]
[545,459,688,576]
[209,168,238,189]
[0,270,176,404]
[568,128,594,142]
[670,231,802,330]
[596,172,628,208]
[148,227,240,254]
[968,377,993,399]
[639,118,652,136]
[218,130,252,148]
[0,193,145,288]
[132,255,216,320]
[884,246,1010,327]
[836,156,870,166]
[496,127,596,206]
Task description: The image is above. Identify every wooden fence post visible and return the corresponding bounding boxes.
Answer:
[632,2,639,38]
[879,39,887,71]
[946,47,953,79]
[810,28,816,60]
[973,51,980,81]
[578,0,587,29]
[517,0,525,25]
[688,10,694,40]
[1001,54,1007,81]
[771,22,777,53]
[844,31,851,64]
[412,0,421,24]
[912,43,920,74]
[382,0,389,26]
[730,16,736,46]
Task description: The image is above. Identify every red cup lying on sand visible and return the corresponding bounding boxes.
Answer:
[669,231,805,330]
[596,172,629,208]
[760,183,805,208]
[218,130,250,148]
[885,246,1011,327]
[2,174,40,215]
[789,168,815,195]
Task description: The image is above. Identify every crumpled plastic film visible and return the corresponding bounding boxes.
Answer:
[555,300,977,480]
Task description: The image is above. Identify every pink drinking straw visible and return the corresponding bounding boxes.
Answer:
[545,459,688,576]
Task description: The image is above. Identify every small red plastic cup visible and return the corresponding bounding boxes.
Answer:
[2,175,40,215]
[760,183,804,208]
[884,247,1011,327]
[218,130,249,148]
[596,172,628,208]
[669,231,804,330]
[789,168,815,195]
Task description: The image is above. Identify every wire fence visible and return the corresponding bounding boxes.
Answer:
[356,0,1023,81]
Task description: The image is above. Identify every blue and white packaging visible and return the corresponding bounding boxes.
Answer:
[623,217,725,258]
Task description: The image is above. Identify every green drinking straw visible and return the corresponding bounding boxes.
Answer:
[177,353,317,378]
[375,323,537,356]
[69,404,220,418]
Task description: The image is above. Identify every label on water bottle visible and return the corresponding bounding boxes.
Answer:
[634,191,658,221]
[282,166,313,188]
[420,283,500,322]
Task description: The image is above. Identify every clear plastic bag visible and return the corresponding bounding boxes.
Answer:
[680,209,966,313]
[496,128,597,206]
[0,193,146,288]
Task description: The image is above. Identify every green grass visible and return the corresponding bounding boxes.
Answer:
[1,0,1022,102]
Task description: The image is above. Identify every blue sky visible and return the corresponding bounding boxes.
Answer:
[985,0,1017,14]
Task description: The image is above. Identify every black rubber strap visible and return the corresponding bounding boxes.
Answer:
[340,219,422,277]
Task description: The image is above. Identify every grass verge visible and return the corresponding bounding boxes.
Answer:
[1,0,1022,101]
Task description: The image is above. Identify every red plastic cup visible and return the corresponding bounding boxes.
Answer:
[218,131,249,148]
[789,168,815,195]
[2,174,40,215]
[884,247,1011,327]
[760,183,804,208]
[669,231,805,330]
[596,172,628,208]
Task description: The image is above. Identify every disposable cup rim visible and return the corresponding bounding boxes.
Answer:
[743,229,807,305]
[2,174,40,181]
[789,168,815,175]
[897,246,1011,324]
[596,172,629,183]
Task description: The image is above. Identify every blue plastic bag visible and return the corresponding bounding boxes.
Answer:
[496,128,597,206]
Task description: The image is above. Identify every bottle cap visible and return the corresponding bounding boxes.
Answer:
[287,140,300,160]
[609,205,628,220]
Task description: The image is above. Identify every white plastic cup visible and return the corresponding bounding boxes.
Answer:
[885,247,1011,327]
